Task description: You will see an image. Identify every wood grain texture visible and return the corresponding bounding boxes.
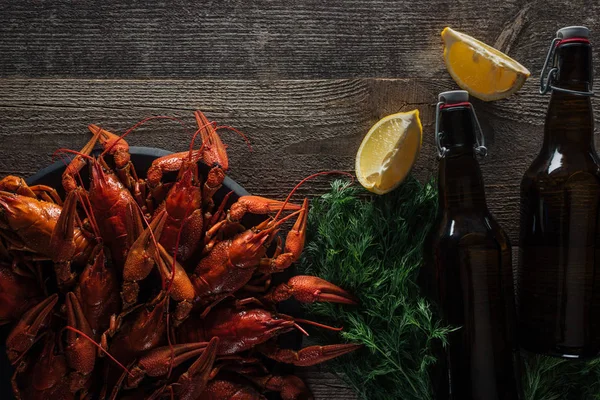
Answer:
[1,0,599,79]
[2,1,600,398]
[3,77,600,246]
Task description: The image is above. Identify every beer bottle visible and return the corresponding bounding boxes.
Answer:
[518,26,600,357]
[422,90,521,400]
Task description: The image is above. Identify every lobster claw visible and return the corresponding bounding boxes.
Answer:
[49,189,81,288]
[155,244,195,326]
[173,336,219,400]
[228,196,302,222]
[264,275,358,306]
[65,292,96,391]
[145,337,220,400]
[194,110,228,171]
[6,293,58,364]
[126,340,214,389]
[257,198,309,274]
[258,342,362,367]
[122,210,168,308]
[88,124,130,168]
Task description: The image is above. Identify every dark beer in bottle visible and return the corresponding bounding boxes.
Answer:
[422,91,521,400]
[518,26,600,358]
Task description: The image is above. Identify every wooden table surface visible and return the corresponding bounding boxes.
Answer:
[1,1,600,398]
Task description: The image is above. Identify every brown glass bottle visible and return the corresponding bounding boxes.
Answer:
[422,91,521,400]
[518,26,600,358]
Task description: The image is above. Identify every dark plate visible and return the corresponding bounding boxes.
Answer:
[0,147,302,399]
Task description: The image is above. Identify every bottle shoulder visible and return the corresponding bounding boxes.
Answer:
[522,150,600,186]
[429,212,511,250]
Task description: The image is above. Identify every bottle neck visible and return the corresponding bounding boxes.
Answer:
[437,107,488,212]
[544,42,594,149]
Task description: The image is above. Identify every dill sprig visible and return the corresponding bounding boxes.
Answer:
[523,354,600,400]
[299,177,600,400]
[299,177,451,400]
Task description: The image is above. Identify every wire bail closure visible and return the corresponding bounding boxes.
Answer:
[540,37,594,96]
[435,101,487,159]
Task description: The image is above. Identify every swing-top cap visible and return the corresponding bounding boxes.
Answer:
[557,26,589,40]
[438,90,469,105]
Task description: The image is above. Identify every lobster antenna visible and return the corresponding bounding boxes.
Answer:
[272,171,355,222]
[166,202,193,294]
[215,125,253,152]
[260,209,304,233]
[166,312,176,379]
[187,121,214,162]
[295,318,344,332]
[62,326,133,377]
[208,190,235,227]
[11,330,48,366]
[76,190,101,241]
[52,148,94,162]
[102,115,192,158]
[293,322,310,336]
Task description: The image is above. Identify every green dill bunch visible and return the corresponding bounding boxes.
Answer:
[299,177,452,400]
[523,353,600,400]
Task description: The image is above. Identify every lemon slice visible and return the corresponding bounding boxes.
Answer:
[442,27,530,101]
[355,110,422,195]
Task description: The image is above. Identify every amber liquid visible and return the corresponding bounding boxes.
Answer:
[518,42,600,357]
[422,107,521,400]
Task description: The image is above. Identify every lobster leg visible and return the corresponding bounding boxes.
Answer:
[65,292,96,392]
[257,342,362,367]
[6,293,58,364]
[29,185,63,205]
[263,275,358,305]
[0,176,63,205]
[206,190,234,229]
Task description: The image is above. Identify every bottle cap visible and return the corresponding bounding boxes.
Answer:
[438,90,469,104]
[557,26,589,40]
[435,90,487,158]
[540,26,594,96]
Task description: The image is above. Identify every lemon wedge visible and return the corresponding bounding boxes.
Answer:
[442,27,530,101]
[355,110,422,195]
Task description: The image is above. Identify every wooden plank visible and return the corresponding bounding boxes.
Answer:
[298,369,359,400]
[2,0,599,79]
[2,77,600,245]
